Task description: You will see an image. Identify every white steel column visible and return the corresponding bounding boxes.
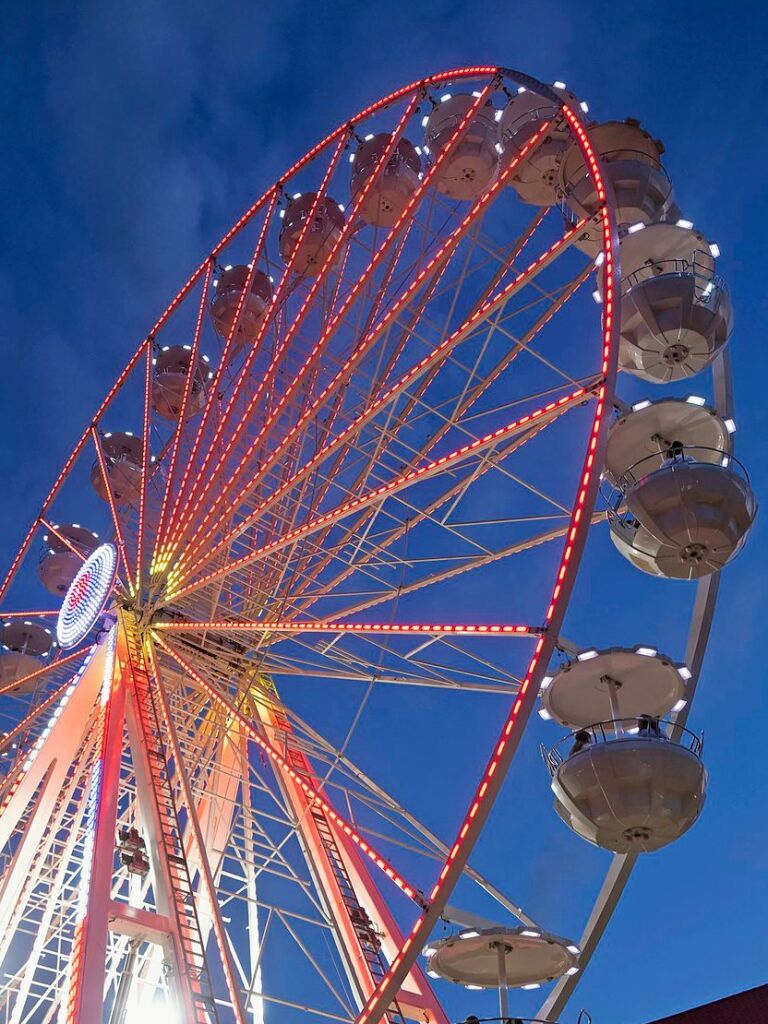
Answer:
[63,625,126,1024]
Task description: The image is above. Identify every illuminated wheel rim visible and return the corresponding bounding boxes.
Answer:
[0,66,728,1024]
[56,543,117,649]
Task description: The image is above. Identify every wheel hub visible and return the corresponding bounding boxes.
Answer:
[680,542,708,562]
[663,342,690,364]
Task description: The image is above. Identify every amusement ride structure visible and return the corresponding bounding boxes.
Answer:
[0,66,755,1024]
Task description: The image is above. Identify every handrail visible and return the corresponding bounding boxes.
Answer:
[542,717,704,776]
[562,147,668,191]
[621,251,723,299]
[618,444,749,490]
[500,102,568,141]
[601,443,748,528]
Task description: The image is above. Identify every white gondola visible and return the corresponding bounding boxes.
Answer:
[0,621,55,692]
[610,222,733,382]
[603,399,754,577]
[278,193,345,276]
[619,445,756,576]
[424,94,499,200]
[546,719,707,853]
[540,647,706,852]
[210,264,274,348]
[350,133,421,227]
[151,345,213,421]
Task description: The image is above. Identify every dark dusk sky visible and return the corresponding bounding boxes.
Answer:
[1,3,766,1023]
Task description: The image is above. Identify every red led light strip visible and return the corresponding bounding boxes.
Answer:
[135,343,154,595]
[169,375,592,599]
[346,93,621,1024]
[155,620,537,637]
[62,917,87,1023]
[152,633,427,909]
[175,113,557,570]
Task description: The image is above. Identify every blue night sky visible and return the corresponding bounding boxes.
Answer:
[1,3,766,1022]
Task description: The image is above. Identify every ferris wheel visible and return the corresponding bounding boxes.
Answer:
[0,65,755,1024]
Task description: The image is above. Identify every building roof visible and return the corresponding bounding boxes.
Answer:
[647,984,768,1023]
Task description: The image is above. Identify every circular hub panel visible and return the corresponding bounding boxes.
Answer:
[56,543,117,649]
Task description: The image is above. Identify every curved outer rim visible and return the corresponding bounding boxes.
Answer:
[0,62,709,1023]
